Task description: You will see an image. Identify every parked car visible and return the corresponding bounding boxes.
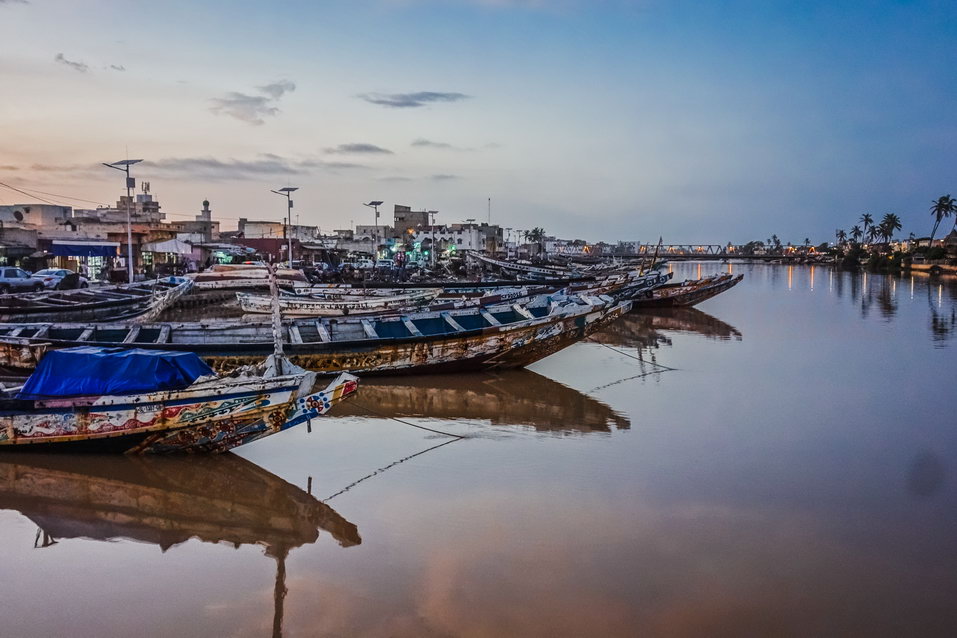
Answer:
[0,267,44,294]
[31,268,89,290]
[375,259,395,270]
[355,259,375,269]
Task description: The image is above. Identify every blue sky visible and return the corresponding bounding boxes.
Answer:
[1,0,955,243]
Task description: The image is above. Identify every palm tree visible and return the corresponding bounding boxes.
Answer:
[929,195,956,247]
[836,229,847,245]
[866,226,880,244]
[859,213,873,237]
[523,227,546,255]
[879,213,902,244]
[850,225,863,243]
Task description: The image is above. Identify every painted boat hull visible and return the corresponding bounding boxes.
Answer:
[0,368,355,453]
[0,279,192,323]
[0,301,630,376]
[237,289,440,316]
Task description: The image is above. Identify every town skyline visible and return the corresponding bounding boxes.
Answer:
[2,0,955,244]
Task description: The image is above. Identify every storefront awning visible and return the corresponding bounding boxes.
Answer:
[141,239,194,255]
[51,240,120,258]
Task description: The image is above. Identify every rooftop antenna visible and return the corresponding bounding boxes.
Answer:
[488,197,491,224]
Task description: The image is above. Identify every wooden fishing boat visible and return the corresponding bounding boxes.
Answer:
[0,296,631,375]
[630,273,744,309]
[237,288,441,316]
[187,264,310,291]
[0,347,357,453]
[0,277,193,323]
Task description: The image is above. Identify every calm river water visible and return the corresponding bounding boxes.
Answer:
[2,262,957,637]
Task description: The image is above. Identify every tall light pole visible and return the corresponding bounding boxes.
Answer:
[428,210,438,268]
[271,187,298,269]
[363,201,383,258]
[102,158,142,283]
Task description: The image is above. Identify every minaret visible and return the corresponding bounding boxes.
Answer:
[197,199,213,242]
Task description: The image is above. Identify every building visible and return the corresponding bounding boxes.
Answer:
[168,199,220,242]
[0,204,72,228]
[393,205,431,234]
[238,218,319,241]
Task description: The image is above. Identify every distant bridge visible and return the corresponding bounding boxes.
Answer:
[632,245,804,261]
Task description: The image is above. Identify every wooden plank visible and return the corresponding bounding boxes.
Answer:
[78,327,94,341]
[360,319,378,339]
[401,316,424,337]
[156,325,171,344]
[512,304,535,320]
[314,321,332,343]
[122,325,141,343]
[289,324,304,344]
[7,328,23,337]
[33,326,50,338]
[441,312,466,332]
[480,309,501,326]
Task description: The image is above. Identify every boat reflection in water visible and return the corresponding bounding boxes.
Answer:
[0,453,360,638]
[336,369,630,433]
[594,306,743,350]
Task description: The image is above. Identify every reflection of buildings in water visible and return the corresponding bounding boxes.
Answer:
[335,370,630,433]
[594,307,743,351]
[0,453,361,638]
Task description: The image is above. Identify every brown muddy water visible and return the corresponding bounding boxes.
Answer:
[2,262,956,637]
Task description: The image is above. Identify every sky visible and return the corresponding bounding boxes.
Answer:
[1,0,955,244]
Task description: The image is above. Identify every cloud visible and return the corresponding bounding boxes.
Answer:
[378,176,414,182]
[0,0,29,5]
[108,64,125,72]
[146,155,366,180]
[357,91,470,108]
[430,174,461,181]
[54,53,88,73]
[412,138,500,151]
[412,138,455,150]
[325,143,394,155]
[210,80,296,125]
[258,80,296,99]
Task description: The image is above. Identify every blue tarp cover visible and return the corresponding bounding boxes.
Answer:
[18,347,215,399]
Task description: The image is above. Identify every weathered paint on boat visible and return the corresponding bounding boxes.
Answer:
[0,278,193,323]
[0,363,358,453]
[0,298,631,375]
[135,373,357,453]
[631,274,744,309]
[237,288,440,316]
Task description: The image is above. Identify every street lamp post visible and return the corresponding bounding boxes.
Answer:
[428,210,438,268]
[363,201,383,258]
[102,158,143,283]
[271,187,298,269]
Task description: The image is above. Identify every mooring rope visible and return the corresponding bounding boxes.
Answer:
[350,399,468,439]
[322,438,460,502]
[585,337,678,371]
